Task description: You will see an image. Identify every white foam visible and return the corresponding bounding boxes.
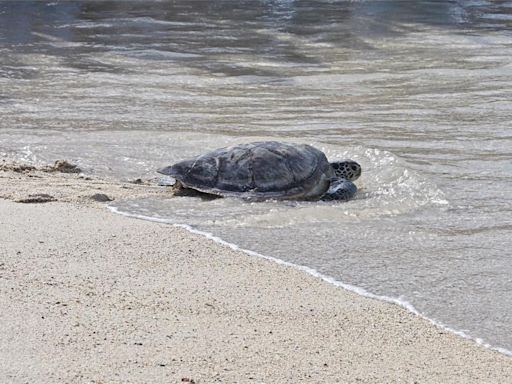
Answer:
[108,205,512,358]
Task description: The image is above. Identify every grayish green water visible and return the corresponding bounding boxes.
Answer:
[1,1,511,354]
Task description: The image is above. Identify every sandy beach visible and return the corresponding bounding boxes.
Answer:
[1,163,512,383]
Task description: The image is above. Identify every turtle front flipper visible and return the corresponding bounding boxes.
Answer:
[321,179,357,201]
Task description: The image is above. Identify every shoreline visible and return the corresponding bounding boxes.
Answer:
[1,163,512,382]
[110,206,512,359]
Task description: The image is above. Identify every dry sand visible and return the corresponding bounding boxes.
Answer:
[1,163,512,383]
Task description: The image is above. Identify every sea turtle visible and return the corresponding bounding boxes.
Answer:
[157,141,361,201]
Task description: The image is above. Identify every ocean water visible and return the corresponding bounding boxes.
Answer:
[1,1,511,354]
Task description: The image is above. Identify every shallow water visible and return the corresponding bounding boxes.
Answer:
[1,1,512,353]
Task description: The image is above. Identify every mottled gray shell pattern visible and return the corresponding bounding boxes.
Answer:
[158,141,335,200]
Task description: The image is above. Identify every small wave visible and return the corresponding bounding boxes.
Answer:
[1,128,447,222]
[128,49,201,60]
[72,21,115,29]
[108,205,512,358]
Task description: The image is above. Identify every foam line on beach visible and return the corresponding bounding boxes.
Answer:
[108,205,512,358]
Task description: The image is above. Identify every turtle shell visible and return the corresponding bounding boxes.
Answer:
[158,141,335,200]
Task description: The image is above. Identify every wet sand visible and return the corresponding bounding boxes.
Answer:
[1,164,511,383]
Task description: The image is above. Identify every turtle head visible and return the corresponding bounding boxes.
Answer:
[322,179,357,201]
[330,160,361,181]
